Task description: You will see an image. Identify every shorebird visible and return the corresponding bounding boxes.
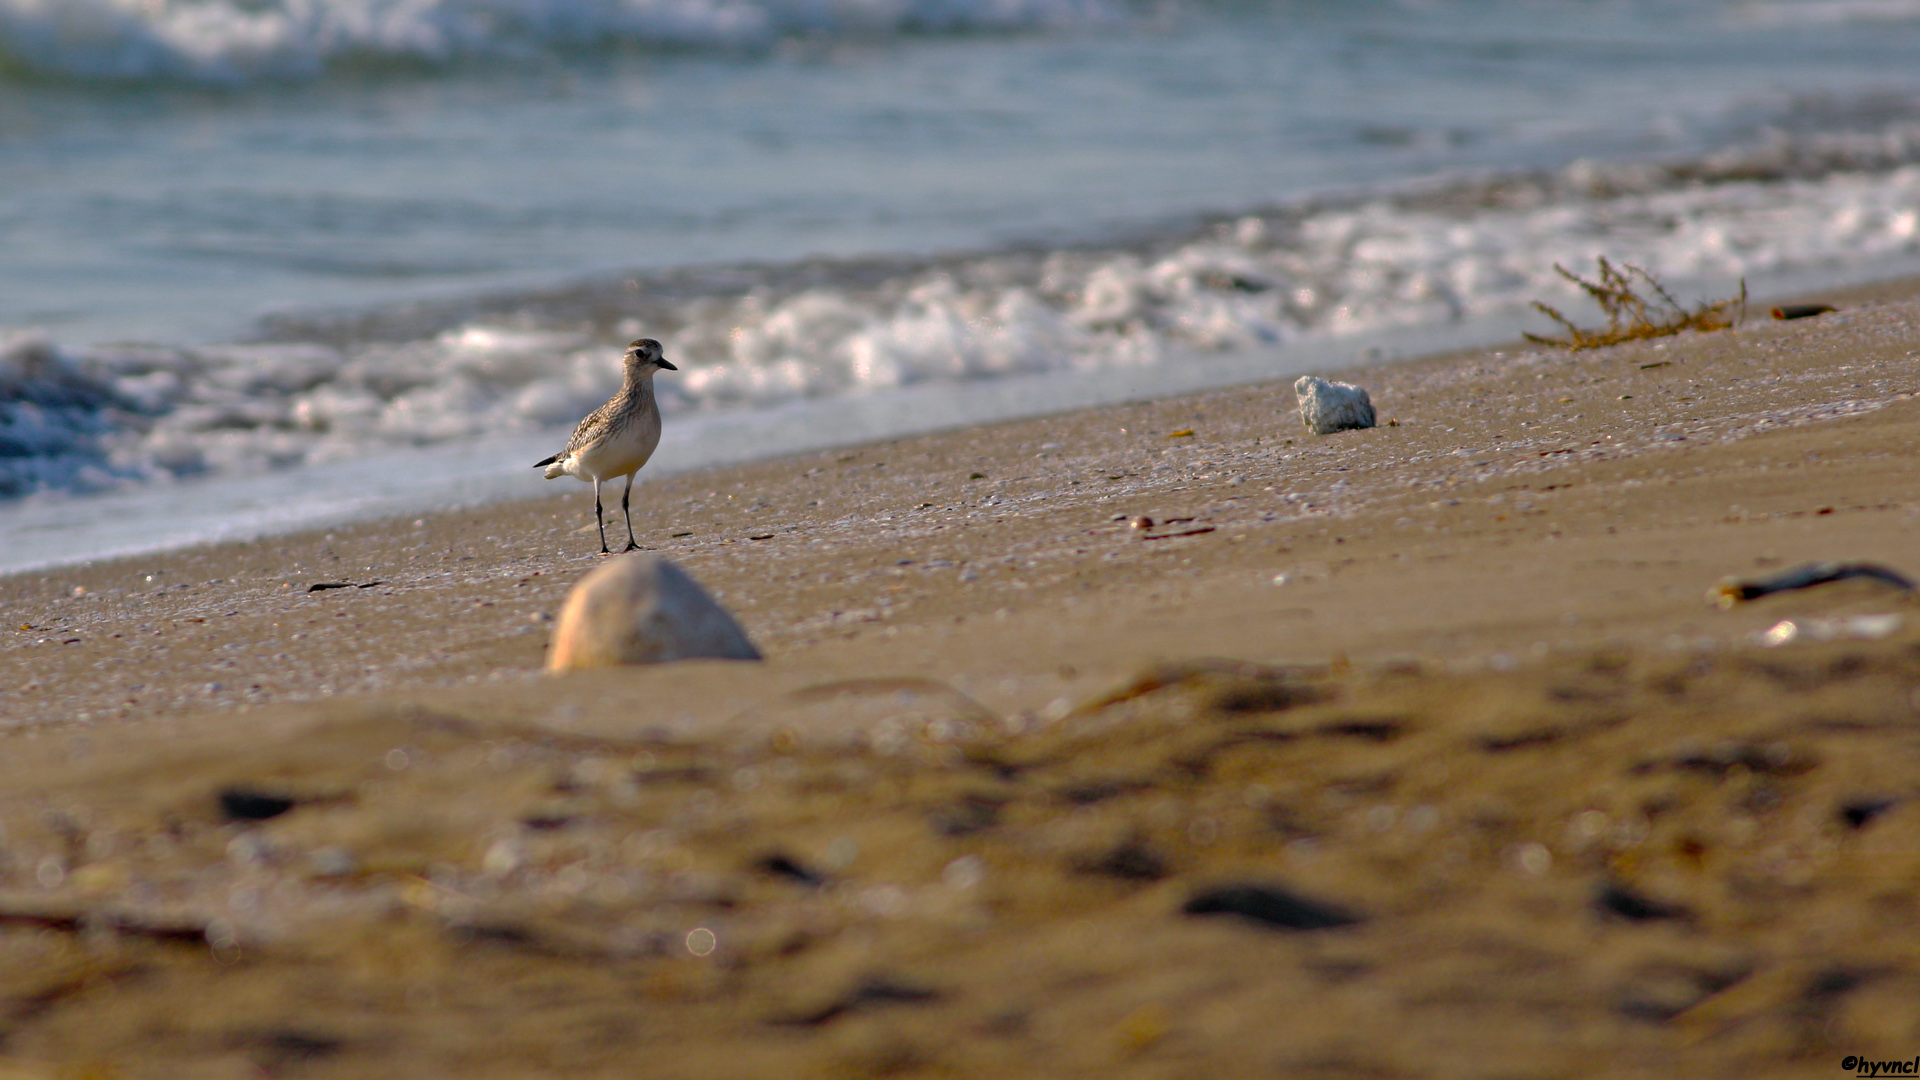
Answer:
[534,338,677,554]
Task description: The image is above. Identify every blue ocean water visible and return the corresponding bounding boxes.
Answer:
[3,0,1920,568]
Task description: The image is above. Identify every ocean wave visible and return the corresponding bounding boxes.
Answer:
[0,0,1120,83]
[8,127,1920,500]
[1733,0,1920,25]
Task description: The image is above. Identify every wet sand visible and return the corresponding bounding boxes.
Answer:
[1,282,1918,1077]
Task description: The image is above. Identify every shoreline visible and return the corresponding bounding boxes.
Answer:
[0,275,1918,1073]
[9,264,1920,579]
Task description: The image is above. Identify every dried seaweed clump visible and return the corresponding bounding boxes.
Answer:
[1525,258,1747,350]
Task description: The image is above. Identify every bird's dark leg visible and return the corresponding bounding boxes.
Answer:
[621,473,640,552]
[593,478,610,554]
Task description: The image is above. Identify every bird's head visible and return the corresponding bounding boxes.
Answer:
[624,338,677,374]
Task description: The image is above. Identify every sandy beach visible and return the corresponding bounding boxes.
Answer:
[2,279,1919,1077]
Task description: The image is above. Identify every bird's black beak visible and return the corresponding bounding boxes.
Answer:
[656,359,678,371]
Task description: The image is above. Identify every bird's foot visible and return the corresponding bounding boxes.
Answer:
[622,541,641,553]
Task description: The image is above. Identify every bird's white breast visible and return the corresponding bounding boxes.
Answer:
[565,405,661,482]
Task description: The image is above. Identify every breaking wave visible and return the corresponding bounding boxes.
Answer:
[0,0,1121,83]
[6,123,1920,499]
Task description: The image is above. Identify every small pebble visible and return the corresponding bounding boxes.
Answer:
[1130,516,1154,531]
[943,855,985,890]
[218,786,296,822]
[1183,883,1361,930]
[309,847,358,878]
[1594,882,1689,922]
[756,852,828,887]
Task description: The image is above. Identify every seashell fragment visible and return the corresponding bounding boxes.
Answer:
[1770,303,1836,321]
[1293,376,1376,435]
[1758,614,1903,647]
[1712,560,1914,608]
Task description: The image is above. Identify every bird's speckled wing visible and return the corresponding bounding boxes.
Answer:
[562,402,617,459]
[535,397,618,471]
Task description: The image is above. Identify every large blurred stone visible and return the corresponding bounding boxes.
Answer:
[547,554,761,672]
[1293,376,1376,435]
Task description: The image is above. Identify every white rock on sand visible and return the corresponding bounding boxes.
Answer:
[1294,376,1376,434]
[547,554,762,672]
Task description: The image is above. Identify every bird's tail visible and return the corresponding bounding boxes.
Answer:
[534,453,565,480]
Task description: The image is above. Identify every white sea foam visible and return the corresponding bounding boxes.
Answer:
[5,0,1914,87]
[6,130,1920,500]
[0,0,1117,82]
[1734,0,1920,24]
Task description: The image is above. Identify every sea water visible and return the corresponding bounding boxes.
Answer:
[3,0,1920,571]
